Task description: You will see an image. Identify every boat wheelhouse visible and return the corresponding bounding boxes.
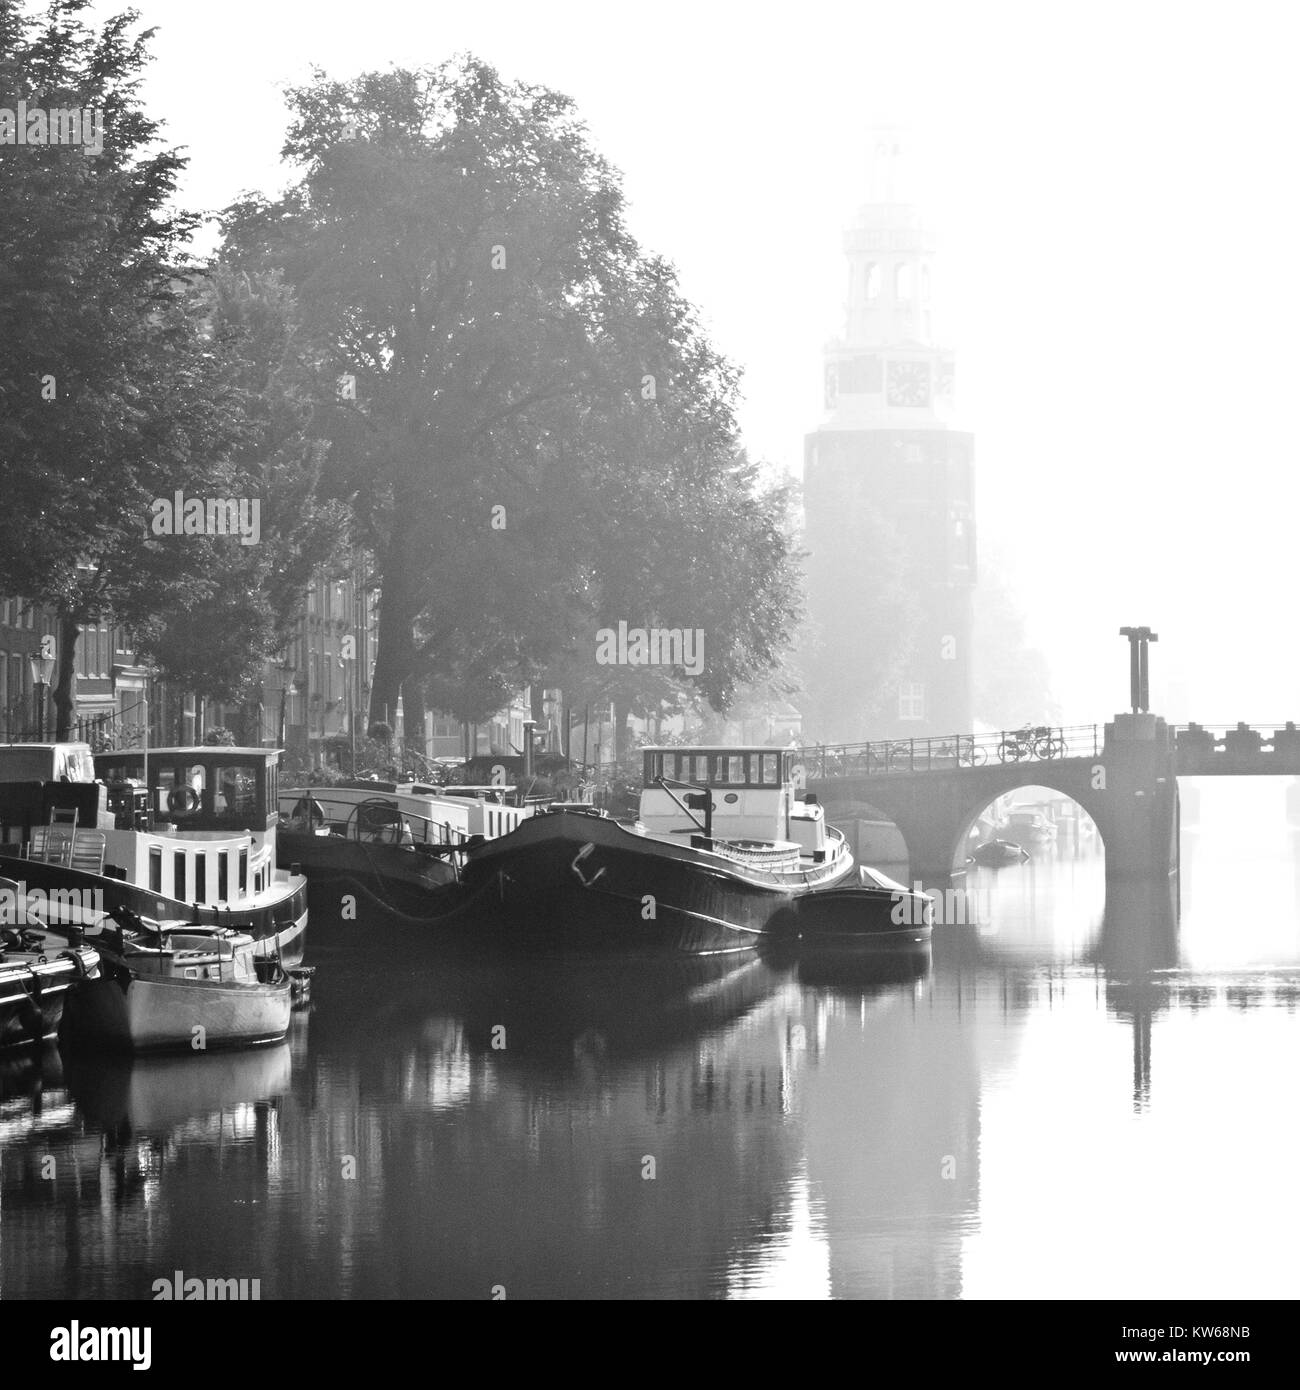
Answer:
[0,746,307,964]
[638,747,840,869]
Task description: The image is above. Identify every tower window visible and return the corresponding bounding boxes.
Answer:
[899,682,925,722]
[864,263,881,301]
[895,263,913,302]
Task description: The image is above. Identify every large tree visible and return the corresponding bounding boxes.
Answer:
[220,58,801,742]
[0,1,246,735]
[0,4,349,735]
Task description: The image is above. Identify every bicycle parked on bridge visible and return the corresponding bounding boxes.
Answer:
[955,736,988,767]
[1034,730,1068,759]
[997,725,1064,762]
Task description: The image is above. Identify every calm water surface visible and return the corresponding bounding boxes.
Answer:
[3,778,1299,1300]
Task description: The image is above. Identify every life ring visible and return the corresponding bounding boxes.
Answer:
[168,785,201,814]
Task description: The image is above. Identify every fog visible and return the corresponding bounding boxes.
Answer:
[99,0,1300,726]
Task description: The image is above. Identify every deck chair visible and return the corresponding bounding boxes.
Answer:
[35,807,79,867]
[68,830,106,876]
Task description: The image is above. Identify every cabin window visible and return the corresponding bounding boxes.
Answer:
[761,753,778,784]
[148,845,162,894]
[195,854,207,904]
[217,853,229,903]
[155,764,205,819]
[239,848,248,895]
[728,755,747,784]
[214,765,259,820]
[174,851,186,900]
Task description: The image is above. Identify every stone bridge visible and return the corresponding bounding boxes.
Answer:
[798,715,1300,889]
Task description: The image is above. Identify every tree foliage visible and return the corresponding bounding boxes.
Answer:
[220,57,802,747]
[0,3,346,729]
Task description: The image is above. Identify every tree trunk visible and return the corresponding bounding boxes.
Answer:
[368,560,417,733]
[52,611,80,741]
[401,677,426,767]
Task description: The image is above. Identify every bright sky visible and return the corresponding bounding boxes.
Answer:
[88,0,1300,724]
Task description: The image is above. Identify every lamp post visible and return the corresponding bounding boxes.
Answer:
[521,718,536,780]
[29,650,55,742]
[339,653,357,774]
[277,660,297,749]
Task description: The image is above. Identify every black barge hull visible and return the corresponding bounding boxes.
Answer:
[456,810,856,954]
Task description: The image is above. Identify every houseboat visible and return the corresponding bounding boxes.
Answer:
[278,778,535,917]
[0,745,307,964]
[455,746,869,953]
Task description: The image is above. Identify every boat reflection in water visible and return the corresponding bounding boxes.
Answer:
[63,1042,294,1135]
[0,923,938,1300]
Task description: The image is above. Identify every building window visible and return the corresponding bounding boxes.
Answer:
[894,263,913,302]
[899,682,925,722]
[864,262,881,301]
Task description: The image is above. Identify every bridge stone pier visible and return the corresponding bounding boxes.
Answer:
[807,714,1180,899]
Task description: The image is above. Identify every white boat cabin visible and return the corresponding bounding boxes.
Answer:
[639,746,833,859]
[279,780,533,846]
[90,748,287,909]
[114,923,262,984]
[0,742,96,783]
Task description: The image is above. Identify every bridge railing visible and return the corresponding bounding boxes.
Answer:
[795,724,1102,778]
[1173,722,1300,761]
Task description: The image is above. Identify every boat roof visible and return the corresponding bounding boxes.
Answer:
[98,747,282,759]
[0,741,92,750]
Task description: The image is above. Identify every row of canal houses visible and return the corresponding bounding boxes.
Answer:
[0,558,538,771]
[0,556,802,772]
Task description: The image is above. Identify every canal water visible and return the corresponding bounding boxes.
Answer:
[2,776,1298,1300]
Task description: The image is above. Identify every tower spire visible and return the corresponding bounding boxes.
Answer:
[865,124,907,203]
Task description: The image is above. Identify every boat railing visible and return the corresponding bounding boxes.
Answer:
[705,839,804,872]
[279,792,473,849]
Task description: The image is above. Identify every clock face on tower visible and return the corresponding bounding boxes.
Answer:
[887,359,931,407]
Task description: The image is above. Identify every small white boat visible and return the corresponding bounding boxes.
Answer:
[63,912,298,1053]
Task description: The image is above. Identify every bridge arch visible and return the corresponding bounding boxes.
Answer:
[812,761,1114,879]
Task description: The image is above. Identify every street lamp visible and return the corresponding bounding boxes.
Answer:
[29,650,55,741]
